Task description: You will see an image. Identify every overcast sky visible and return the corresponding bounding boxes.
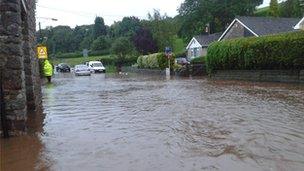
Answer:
[36,0,272,29]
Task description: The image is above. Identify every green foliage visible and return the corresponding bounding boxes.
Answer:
[191,56,206,64]
[137,53,175,70]
[93,17,107,38]
[178,0,263,40]
[280,0,303,17]
[157,53,176,70]
[56,52,82,58]
[143,10,180,51]
[91,36,111,51]
[111,37,135,59]
[89,50,110,56]
[206,31,304,73]
[255,0,303,18]
[269,0,279,17]
[172,36,186,54]
[254,6,270,17]
[109,17,142,38]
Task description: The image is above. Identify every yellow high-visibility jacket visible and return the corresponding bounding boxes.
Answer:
[43,60,53,77]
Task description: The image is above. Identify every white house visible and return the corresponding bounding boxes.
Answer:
[186,32,222,59]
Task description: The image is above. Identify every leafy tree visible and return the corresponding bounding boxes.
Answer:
[280,0,303,17]
[93,16,107,38]
[111,37,135,58]
[132,28,158,55]
[178,0,263,41]
[51,26,74,53]
[143,9,178,51]
[109,16,142,38]
[91,36,110,51]
[80,36,94,50]
[111,37,136,70]
[269,0,279,17]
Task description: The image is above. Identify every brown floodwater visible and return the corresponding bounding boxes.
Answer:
[1,73,304,171]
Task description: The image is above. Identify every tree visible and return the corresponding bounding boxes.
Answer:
[109,16,142,38]
[91,36,110,51]
[93,16,107,38]
[143,9,178,51]
[111,37,135,58]
[270,0,279,17]
[178,0,263,40]
[132,28,158,55]
[111,37,135,70]
[280,0,303,17]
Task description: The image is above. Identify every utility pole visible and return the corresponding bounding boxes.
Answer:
[37,17,58,44]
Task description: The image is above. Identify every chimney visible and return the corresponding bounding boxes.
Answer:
[205,23,210,34]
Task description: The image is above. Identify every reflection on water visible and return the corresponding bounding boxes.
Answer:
[1,73,304,171]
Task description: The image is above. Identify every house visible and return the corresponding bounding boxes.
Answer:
[218,16,300,41]
[294,17,304,30]
[186,32,222,59]
[186,16,302,59]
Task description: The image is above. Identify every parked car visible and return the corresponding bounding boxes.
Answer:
[85,61,106,73]
[56,63,71,72]
[175,58,190,65]
[74,65,91,76]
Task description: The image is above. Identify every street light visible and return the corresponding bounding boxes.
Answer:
[37,17,58,44]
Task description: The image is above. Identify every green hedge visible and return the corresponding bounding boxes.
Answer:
[54,50,110,59]
[55,52,82,58]
[206,31,304,73]
[98,56,137,66]
[137,53,175,70]
[191,56,206,64]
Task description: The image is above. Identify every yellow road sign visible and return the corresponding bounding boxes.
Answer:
[37,46,48,59]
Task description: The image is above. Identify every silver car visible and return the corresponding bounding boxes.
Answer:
[74,65,91,76]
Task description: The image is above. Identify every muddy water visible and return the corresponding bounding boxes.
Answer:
[1,74,304,171]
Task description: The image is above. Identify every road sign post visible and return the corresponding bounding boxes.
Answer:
[165,47,172,77]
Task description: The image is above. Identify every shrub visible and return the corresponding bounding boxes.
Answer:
[99,56,116,65]
[56,52,82,58]
[191,56,206,64]
[137,53,175,69]
[206,31,304,73]
[89,50,110,56]
[157,53,175,70]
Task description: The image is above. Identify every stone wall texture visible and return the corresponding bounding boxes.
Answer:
[0,0,42,136]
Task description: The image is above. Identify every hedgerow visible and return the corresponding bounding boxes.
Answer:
[137,53,175,70]
[206,31,304,73]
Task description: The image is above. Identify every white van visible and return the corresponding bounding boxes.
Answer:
[85,61,106,73]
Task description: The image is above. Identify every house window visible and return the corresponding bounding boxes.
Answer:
[193,48,198,57]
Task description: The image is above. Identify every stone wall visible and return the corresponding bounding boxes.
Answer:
[211,70,304,83]
[0,0,42,136]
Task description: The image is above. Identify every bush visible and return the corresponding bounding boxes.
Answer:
[175,51,187,58]
[99,56,116,65]
[56,52,82,58]
[206,31,304,73]
[191,56,206,64]
[89,50,110,56]
[54,50,110,59]
[157,53,175,70]
[137,53,175,69]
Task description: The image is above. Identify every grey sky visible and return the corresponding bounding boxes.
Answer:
[36,0,273,29]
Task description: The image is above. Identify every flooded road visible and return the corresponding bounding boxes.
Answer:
[1,73,304,171]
